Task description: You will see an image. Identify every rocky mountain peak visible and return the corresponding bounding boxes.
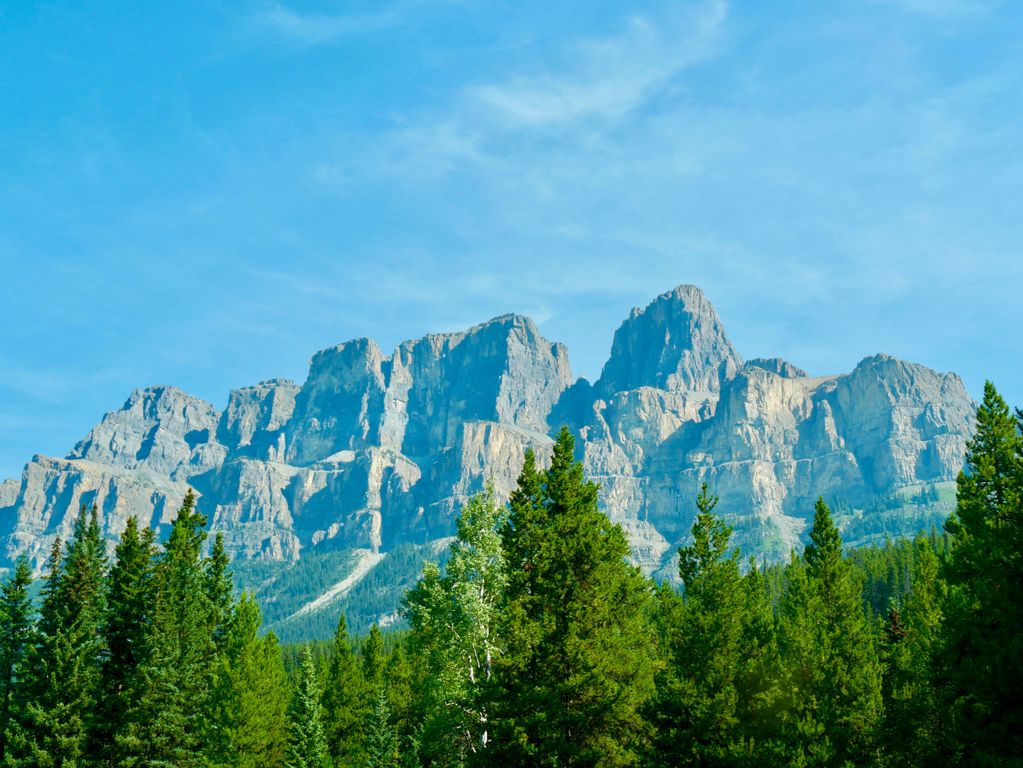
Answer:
[596,284,742,396]
[67,386,224,478]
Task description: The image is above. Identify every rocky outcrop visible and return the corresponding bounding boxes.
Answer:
[0,285,975,576]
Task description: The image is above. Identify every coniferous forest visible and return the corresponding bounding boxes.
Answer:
[0,381,1020,768]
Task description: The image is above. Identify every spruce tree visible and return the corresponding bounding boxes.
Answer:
[94,516,155,765]
[116,490,219,767]
[5,506,107,768]
[485,428,656,767]
[287,646,330,768]
[322,613,366,765]
[649,484,779,766]
[0,558,33,763]
[777,498,883,767]
[362,624,385,689]
[939,381,1023,763]
[880,535,945,768]
[211,594,290,768]
[363,687,399,768]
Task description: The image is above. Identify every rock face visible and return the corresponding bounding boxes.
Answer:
[0,286,975,575]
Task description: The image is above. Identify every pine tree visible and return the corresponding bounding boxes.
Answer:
[93,516,156,765]
[881,535,945,767]
[287,646,331,768]
[938,381,1023,764]
[404,487,506,764]
[116,490,220,767]
[363,687,399,768]
[362,624,385,689]
[207,533,234,655]
[0,558,33,763]
[5,506,107,768]
[322,613,366,765]
[484,428,656,767]
[777,498,883,767]
[649,484,778,766]
[211,594,290,768]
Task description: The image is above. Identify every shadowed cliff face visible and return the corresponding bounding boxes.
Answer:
[0,286,974,576]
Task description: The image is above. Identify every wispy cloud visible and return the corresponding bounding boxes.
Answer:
[249,2,403,45]
[469,2,727,129]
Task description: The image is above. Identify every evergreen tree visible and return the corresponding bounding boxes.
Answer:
[362,624,385,689]
[649,484,779,766]
[485,428,656,767]
[287,646,330,768]
[404,487,506,764]
[777,498,883,767]
[94,516,156,765]
[938,381,1023,764]
[6,506,107,768]
[116,490,219,767]
[211,594,290,768]
[363,688,399,768]
[881,535,945,767]
[321,613,366,765]
[207,533,233,655]
[0,559,33,763]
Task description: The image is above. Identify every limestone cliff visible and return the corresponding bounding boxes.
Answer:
[0,286,974,576]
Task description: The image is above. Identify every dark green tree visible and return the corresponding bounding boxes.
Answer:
[485,428,656,767]
[287,646,331,768]
[649,484,780,766]
[115,490,220,767]
[5,506,107,768]
[777,498,883,767]
[0,558,33,763]
[322,613,366,765]
[363,687,399,768]
[211,594,290,768]
[93,516,156,765]
[938,381,1023,764]
[362,624,385,689]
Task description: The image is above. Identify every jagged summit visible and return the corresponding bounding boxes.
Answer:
[596,284,742,397]
[0,285,974,581]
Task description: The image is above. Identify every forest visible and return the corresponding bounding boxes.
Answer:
[0,381,1019,768]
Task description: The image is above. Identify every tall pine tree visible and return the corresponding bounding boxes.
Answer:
[211,594,290,768]
[6,506,107,768]
[485,428,656,767]
[0,558,33,763]
[94,516,156,765]
[287,646,330,768]
[777,498,883,767]
[322,613,366,766]
[116,490,220,768]
[938,381,1023,764]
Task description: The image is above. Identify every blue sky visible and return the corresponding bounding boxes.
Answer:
[1,0,1021,480]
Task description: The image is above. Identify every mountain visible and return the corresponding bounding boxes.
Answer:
[0,285,975,633]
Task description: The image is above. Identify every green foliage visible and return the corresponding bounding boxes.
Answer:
[5,506,107,768]
[211,594,290,768]
[404,487,507,765]
[287,646,331,768]
[484,429,656,767]
[94,515,156,765]
[0,559,33,763]
[648,484,782,766]
[776,498,884,767]
[1,390,1020,768]
[938,381,1023,764]
[322,613,367,765]
[115,489,221,767]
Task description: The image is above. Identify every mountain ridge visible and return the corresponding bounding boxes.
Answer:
[0,285,974,589]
